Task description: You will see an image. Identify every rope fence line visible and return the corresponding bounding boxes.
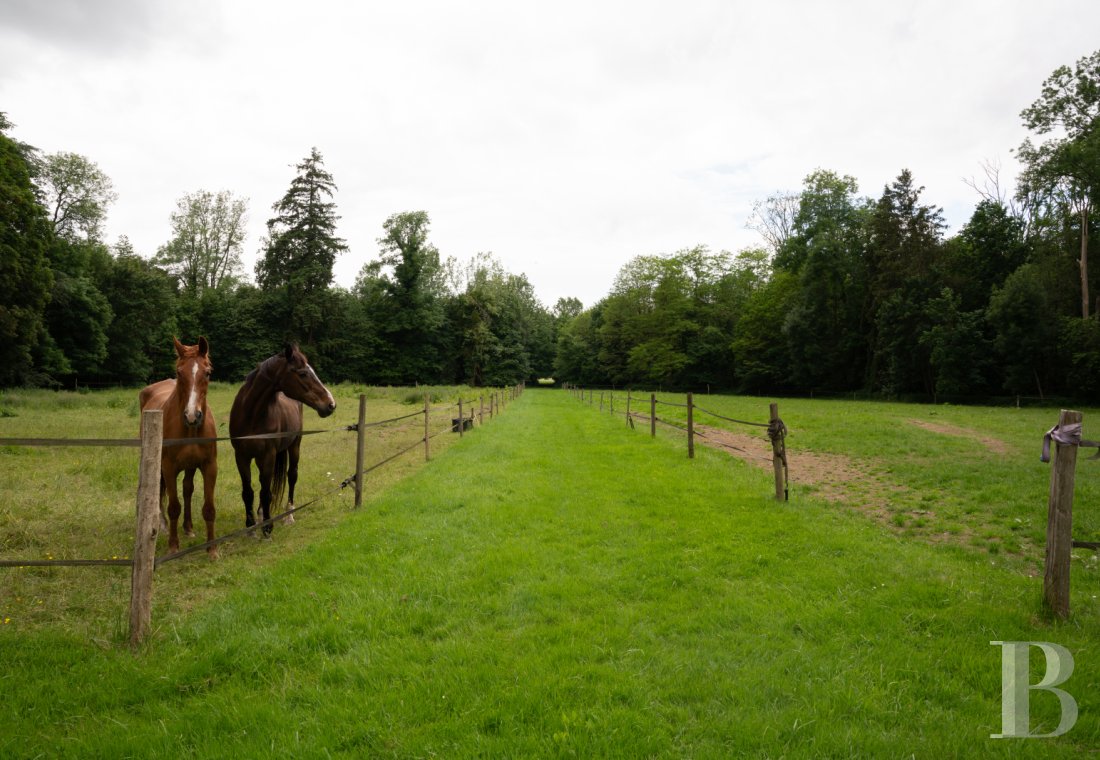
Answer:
[154,476,355,567]
[692,404,771,429]
[563,383,789,502]
[0,382,528,645]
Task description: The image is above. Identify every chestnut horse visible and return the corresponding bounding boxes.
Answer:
[229,344,335,536]
[138,337,219,558]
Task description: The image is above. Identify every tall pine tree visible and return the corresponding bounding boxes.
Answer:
[256,148,347,345]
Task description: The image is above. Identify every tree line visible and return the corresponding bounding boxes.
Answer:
[0,130,566,388]
[555,50,1100,402]
[2,49,1098,399]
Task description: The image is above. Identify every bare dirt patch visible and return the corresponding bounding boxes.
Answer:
[694,424,867,500]
[905,419,1012,455]
[692,423,980,548]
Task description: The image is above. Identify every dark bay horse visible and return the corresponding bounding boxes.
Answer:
[138,337,219,558]
[229,344,336,536]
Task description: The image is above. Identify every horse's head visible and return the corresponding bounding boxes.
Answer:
[174,336,213,428]
[277,344,336,418]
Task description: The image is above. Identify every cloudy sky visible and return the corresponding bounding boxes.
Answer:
[2,1,1098,307]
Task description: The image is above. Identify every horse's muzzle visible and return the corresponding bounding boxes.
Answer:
[185,410,204,427]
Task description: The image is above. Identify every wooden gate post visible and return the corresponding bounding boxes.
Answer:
[769,403,785,501]
[354,395,366,508]
[650,393,656,437]
[687,392,695,459]
[1044,409,1082,619]
[130,408,163,648]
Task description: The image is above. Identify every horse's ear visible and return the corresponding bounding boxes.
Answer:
[198,336,209,357]
[174,337,186,358]
[283,343,295,362]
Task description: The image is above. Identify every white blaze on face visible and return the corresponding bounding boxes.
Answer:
[307,363,334,408]
[185,362,200,423]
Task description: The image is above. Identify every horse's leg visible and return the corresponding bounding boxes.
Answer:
[163,461,182,553]
[182,469,196,537]
[202,454,218,559]
[257,448,277,538]
[283,438,301,525]
[158,473,168,532]
[235,450,256,529]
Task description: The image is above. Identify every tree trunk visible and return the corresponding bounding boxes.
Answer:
[1081,205,1090,319]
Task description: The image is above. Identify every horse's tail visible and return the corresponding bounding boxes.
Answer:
[271,448,289,512]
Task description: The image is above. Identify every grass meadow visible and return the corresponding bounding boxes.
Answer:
[1,387,1099,756]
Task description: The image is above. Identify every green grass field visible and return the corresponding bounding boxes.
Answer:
[1,387,1099,756]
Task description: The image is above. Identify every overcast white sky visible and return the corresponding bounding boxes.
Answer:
[2,1,1098,308]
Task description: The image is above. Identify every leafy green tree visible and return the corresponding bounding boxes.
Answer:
[552,297,584,323]
[938,201,1029,311]
[95,237,178,382]
[1058,316,1100,399]
[40,269,113,378]
[1018,49,1100,318]
[357,211,450,384]
[986,264,1057,397]
[256,148,347,344]
[778,170,871,391]
[555,306,605,386]
[37,151,117,243]
[918,288,991,399]
[156,190,248,295]
[730,271,797,392]
[0,113,53,386]
[775,170,863,274]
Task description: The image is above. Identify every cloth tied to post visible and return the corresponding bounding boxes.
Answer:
[1041,422,1100,463]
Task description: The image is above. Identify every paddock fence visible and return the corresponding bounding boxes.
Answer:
[0,383,526,646]
[562,383,788,501]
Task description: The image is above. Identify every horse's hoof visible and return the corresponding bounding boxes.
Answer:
[185,529,196,538]
[282,512,295,525]
[207,548,220,560]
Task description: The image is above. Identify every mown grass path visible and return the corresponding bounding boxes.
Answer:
[2,390,1097,757]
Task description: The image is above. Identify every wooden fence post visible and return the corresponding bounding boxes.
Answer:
[769,403,785,501]
[1044,409,1082,619]
[424,395,431,462]
[354,395,366,508]
[626,392,631,425]
[610,393,615,416]
[650,393,656,438]
[600,392,604,412]
[687,392,695,459]
[130,408,163,648]
[458,398,464,438]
